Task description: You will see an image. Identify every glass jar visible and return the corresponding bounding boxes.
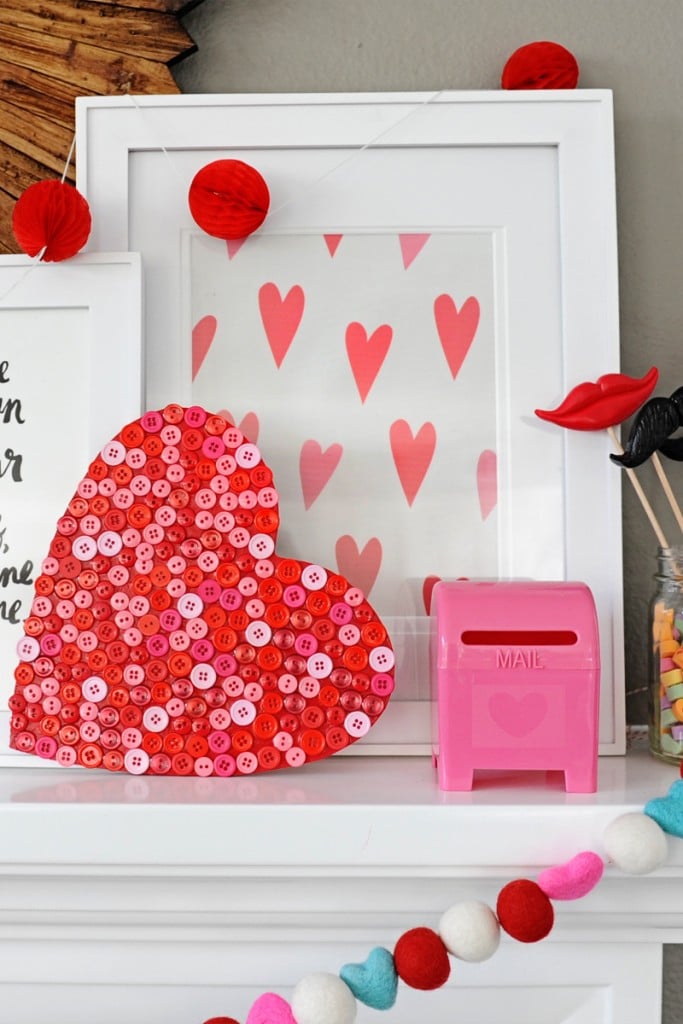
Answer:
[649,546,683,764]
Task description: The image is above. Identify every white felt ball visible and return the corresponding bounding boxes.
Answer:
[602,812,668,874]
[438,900,500,961]
[291,972,356,1024]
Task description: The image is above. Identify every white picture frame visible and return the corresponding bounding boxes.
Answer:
[76,91,625,755]
[0,253,142,766]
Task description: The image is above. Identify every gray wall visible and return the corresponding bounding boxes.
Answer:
[175,0,683,1008]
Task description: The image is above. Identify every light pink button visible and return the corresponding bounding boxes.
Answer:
[194,510,214,530]
[190,663,217,690]
[369,646,395,672]
[74,590,93,609]
[245,621,271,647]
[166,697,185,717]
[235,751,258,774]
[124,748,150,775]
[41,695,61,715]
[144,523,165,544]
[130,475,152,496]
[210,473,229,495]
[98,478,116,496]
[301,565,327,591]
[57,746,77,767]
[237,577,258,597]
[199,550,219,572]
[258,487,278,508]
[344,587,365,607]
[154,480,172,500]
[126,447,146,469]
[223,426,244,448]
[166,463,184,481]
[230,699,256,726]
[186,617,208,640]
[160,424,181,445]
[235,443,260,468]
[285,747,306,767]
[177,593,204,619]
[79,701,99,721]
[167,579,187,600]
[17,636,39,662]
[123,627,143,648]
[169,629,190,651]
[72,535,97,561]
[32,596,53,617]
[79,721,101,743]
[255,559,274,579]
[339,624,361,646]
[195,757,214,777]
[222,676,244,697]
[97,531,123,556]
[298,676,320,698]
[122,528,141,548]
[113,488,134,509]
[209,708,231,730]
[109,566,130,588]
[101,440,126,466]
[82,676,108,702]
[344,710,371,737]
[228,526,250,549]
[277,673,298,694]
[143,706,170,732]
[123,664,145,686]
[237,490,257,509]
[80,514,101,536]
[216,453,237,475]
[245,598,266,619]
[273,731,293,751]
[248,533,275,559]
[77,478,98,499]
[243,683,263,702]
[161,445,180,465]
[307,652,333,679]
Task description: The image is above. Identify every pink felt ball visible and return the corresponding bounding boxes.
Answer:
[188,159,270,240]
[12,179,92,262]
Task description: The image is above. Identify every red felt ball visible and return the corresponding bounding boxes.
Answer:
[393,926,451,990]
[496,879,554,942]
[12,179,92,262]
[188,159,270,240]
[501,41,579,90]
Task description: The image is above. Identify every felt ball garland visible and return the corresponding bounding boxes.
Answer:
[200,772,683,1024]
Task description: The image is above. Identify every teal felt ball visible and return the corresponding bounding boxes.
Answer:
[340,947,398,1010]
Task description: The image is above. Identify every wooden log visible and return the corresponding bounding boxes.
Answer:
[0,1,197,65]
[0,188,20,254]
[0,25,182,94]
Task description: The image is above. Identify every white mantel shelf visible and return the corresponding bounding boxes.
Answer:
[1,750,681,1024]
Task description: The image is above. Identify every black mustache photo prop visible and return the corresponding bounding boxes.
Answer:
[610,387,683,468]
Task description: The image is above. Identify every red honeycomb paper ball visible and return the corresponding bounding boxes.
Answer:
[12,180,92,262]
[201,1018,240,1024]
[501,41,579,89]
[393,927,451,989]
[188,159,270,240]
[496,879,554,942]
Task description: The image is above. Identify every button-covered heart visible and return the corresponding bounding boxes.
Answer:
[8,405,395,776]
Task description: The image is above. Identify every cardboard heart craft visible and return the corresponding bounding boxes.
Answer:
[8,405,395,776]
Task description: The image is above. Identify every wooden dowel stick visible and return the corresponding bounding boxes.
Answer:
[651,452,683,535]
[607,427,669,548]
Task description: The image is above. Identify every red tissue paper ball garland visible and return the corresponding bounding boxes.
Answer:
[198,762,683,1024]
[501,41,579,90]
[188,159,270,240]
[12,179,92,262]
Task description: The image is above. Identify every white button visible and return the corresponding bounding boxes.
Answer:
[72,535,97,561]
[235,443,260,468]
[177,593,204,619]
[230,699,256,725]
[101,440,126,466]
[97,531,123,556]
[307,652,333,679]
[344,710,371,737]
[301,564,328,591]
[245,621,272,647]
[142,706,170,732]
[369,646,395,671]
[82,676,108,703]
[190,663,217,690]
[248,533,275,559]
[124,748,150,775]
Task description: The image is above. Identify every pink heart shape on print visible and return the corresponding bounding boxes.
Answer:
[335,535,382,598]
[192,314,217,381]
[434,294,480,380]
[389,419,437,507]
[246,992,296,1024]
[218,409,260,444]
[537,852,604,901]
[345,322,393,404]
[477,449,497,520]
[258,283,305,368]
[489,692,547,738]
[300,439,343,510]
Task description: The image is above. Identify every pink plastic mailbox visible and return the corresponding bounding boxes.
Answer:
[432,580,600,792]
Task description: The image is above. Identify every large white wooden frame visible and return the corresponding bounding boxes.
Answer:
[0,253,142,766]
[76,92,625,754]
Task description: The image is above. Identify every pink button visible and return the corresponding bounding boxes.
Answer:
[160,424,181,445]
[35,736,58,759]
[80,514,101,536]
[141,411,163,432]
[369,646,395,672]
[185,618,208,640]
[371,673,395,697]
[237,491,257,510]
[235,443,260,468]
[160,609,182,632]
[79,701,99,721]
[344,587,365,607]
[255,559,274,579]
[40,634,62,656]
[277,674,298,694]
[195,757,214,777]
[216,454,237,476]
[185,406,207,427]
[285,747,306,768]
[344,710,371,737]
[257,487,278,508]
[243,683,263,702]
[56,746,77,767]
[123,664,145,686]
[82,676,108,702]
[124,748,150,775]
[126,447,146,469]
[301,565,327,591]
[169,629,190,651]
[283,585,306,608]
[238,577,258,597]
[220,588,242,611]
[17,636,40,662]
[214,654,237,677]
[198,580,221,603]
[208,730,231,753]
[147,634,170,657]
[101,440,126,465]
[235,751,258,774]
[122,728,143,749]
[190,663,217,690]
[223,427,244,448]
[109,566,130,588]
[80,721,101,742]
[213,754,236,777]
[142,706,170,732]
[339,624,361,646]
[307,652,333,679]
[191,638,214,661]
[130,475,152,496]
[294,633,318,656]
[273,731,293,751]
[298,676,320,698]
[42,695,61,715]
[202,436,226,459]
[166,697,185,717]
[222,676,244,697]
[228,526,250,549]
